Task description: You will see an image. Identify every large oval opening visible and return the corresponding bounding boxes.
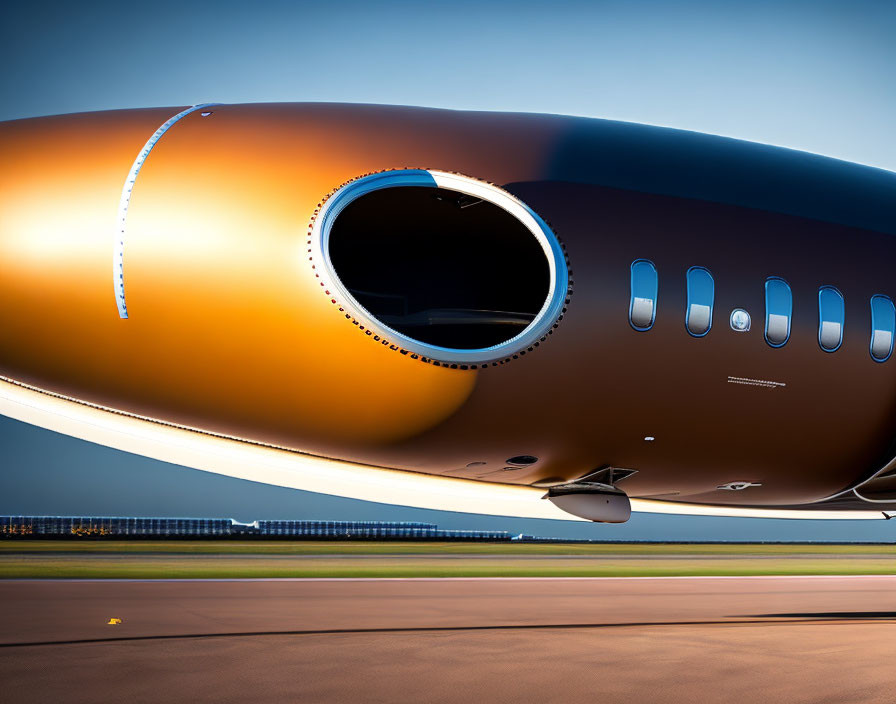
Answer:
[313,170,568,364]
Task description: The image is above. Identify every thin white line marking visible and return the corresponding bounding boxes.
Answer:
[727,375,787,389]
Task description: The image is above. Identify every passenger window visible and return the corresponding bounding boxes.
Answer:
[765,277,792,347]
[630,259,657,331]
[870,295,895,362]
[818,286,844,352]
[686,267,714,337]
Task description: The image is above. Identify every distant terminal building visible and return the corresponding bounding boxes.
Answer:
[0,516,232,538]
[257,520,508,541]
[0,516,512,541]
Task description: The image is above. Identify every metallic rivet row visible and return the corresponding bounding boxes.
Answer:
[113,103,219,318]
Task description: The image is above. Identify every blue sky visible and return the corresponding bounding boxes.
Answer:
[3,0,894,170]
[2,0,895,539]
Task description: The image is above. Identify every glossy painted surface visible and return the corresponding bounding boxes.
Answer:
[2,103,896,510]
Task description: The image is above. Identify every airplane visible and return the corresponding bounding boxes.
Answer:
[1,102,895,524]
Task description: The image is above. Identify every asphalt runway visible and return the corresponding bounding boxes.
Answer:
[2,576,896,703]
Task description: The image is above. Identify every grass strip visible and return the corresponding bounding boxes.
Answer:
[2,540,894,556]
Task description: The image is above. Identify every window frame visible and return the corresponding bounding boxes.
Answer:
[309,169,569,364]
[685,266,714,338]
[817,286,845,353]
[629,259,658,332]
[870,294,895,363]
[764,276,793,348]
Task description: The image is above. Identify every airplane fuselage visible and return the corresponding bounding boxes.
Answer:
[1,103,895,514]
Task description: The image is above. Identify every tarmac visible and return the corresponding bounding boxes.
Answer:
[2,576,895,703]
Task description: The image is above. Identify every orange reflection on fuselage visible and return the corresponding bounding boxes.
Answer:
[0,106,480,454]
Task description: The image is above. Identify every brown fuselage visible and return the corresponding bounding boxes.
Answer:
[1,103,895,508]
